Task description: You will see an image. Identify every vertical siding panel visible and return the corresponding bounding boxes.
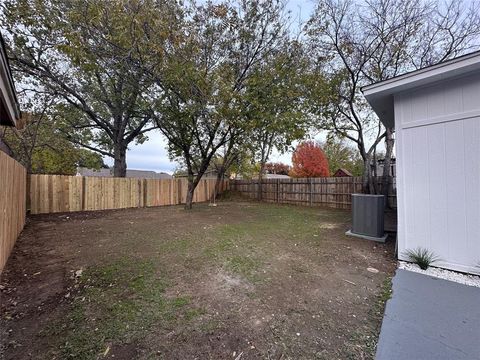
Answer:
[463,117,480,266]
[413,127,430,250]
[426,124,448,259]
[444,121,467,264]
[402,129,415,251]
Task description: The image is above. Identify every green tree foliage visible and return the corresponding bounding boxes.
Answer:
[148,0,302,209]
[229,153,260,180]
[1,0,175,176]
[211,40,311,199]
[246,46,309,161]
[321,137,363,176]
[244,42,313,198]
[29,147,104,176]
[1,111,104,175]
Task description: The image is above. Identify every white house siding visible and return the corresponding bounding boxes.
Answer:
[394,72,480,274]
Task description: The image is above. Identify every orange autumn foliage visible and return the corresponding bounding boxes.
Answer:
[290,141,330,178]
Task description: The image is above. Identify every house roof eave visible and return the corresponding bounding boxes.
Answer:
[0,33,20,127]
[362,51,480,129]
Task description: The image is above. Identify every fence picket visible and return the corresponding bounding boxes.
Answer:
[233,176,396,209]
[0,152,26,272]
[28,175,227,214]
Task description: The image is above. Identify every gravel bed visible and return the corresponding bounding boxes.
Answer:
[398,261,480,288]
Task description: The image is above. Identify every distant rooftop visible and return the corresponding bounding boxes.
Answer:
[264,174,291,179]
[333,168,353,177]
[76,167,172,179]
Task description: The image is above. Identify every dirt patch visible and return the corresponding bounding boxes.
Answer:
[107,343,139,359]
[1,201,396,359]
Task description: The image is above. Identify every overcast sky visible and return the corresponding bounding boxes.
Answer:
[109,0,316,173]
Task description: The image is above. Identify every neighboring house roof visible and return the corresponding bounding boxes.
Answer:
[333,168,353,177]
[126,169,172,179]
[232,173,290,180]
[362,51,480,128]
[0,33,20,127]
[77,168,112,177]
[201,169,220,178]
[174,169,227,178]
[76,167,172,179]
[263,174,290,179]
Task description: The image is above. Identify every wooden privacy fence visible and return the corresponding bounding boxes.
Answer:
[233,176,396,209]
[0,151,27,272]
[29,175,229,214]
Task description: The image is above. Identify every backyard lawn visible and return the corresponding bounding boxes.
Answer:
[0,199,396,359]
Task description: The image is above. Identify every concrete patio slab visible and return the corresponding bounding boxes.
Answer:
[376,269,480,360]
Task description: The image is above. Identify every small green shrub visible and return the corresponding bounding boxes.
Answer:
[403,247,439,270]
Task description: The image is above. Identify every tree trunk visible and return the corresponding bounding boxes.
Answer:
[257,162,265,201]
[214,165,225,201]
[362,151,377,194]
[113,144,127,177]
[368,168,376,194]
[362,154,372,194]
[382,127,395,207]
[185,179,195,210]
[183,151,219,210]
[25,157,33,174]
[372,148,378,194]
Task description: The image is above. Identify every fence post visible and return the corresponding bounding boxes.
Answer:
[137,179,141,208]
[143,179,147,207]
[309,178,313,206]
[276,179,280,202]
[81,176,86,211]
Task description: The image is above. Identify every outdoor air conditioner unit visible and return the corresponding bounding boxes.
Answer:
[346,194,387,242]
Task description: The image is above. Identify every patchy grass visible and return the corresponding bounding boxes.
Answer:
[1,201,396,360]
[225,255,262,282]
[344,277,394,359]
[43,259,195,359]
[377,277,394,306]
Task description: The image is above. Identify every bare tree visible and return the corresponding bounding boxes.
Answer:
[307,0,480,193]
[362,0,480,198]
